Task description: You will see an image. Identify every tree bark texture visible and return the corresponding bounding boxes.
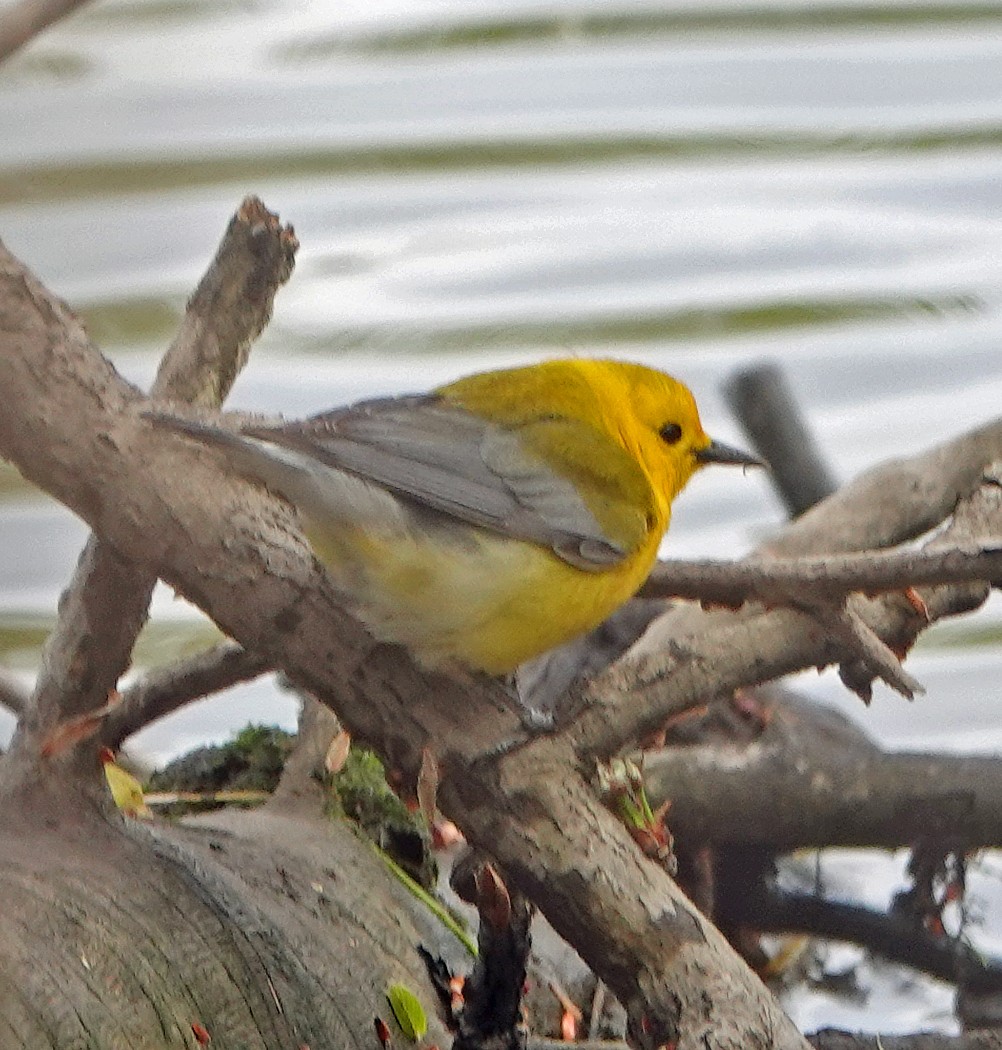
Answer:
[0,791,455,1049]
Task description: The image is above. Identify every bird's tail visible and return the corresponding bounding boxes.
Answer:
[143,409,394,530]
[143,411,248,452]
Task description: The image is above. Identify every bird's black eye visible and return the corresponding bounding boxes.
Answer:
[659,422,683,445]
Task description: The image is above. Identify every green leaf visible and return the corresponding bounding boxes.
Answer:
[387,982,428,1042]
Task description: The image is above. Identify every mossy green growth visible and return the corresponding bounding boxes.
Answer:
[148,723,294,815]
[328,747,437,890]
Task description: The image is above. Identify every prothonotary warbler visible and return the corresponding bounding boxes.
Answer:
[150,358,762,673]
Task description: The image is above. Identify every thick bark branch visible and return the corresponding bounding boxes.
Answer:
[442,737,808,1050]
[10,198,295,784]
[644,685,1002,851]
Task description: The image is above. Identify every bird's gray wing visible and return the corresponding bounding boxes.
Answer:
[240,394,645,571]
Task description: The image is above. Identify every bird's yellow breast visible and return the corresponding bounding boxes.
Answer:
[305,516,664,674]
[295,358,701,672]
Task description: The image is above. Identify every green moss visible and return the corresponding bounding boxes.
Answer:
[149,723,294,799]
[329,747,437,890]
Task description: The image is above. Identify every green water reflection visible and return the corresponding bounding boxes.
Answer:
[5,128,1002,207]
[0,612,223,671]
[295,4,1002,57]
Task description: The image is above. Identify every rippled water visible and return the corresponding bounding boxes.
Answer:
[2,0,1002,1030]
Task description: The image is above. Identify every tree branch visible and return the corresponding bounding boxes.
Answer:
[643,685,1002,851]
[0,672,27,717]
[724,362,838,516]
[641,544,1002,608]
[0,0,94,64]
[9,198,296,780]
[100,642,272,749]
[719,876,1002,990]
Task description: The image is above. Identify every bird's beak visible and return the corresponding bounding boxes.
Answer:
[695,438,766,469]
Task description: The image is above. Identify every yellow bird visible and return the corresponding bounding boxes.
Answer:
[151,359,760,673]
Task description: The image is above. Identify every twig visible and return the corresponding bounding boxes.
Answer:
[724,363,838,517]
[587,981,608,1040]
[798,595,923,699]
[641,544,1002,607]
[0,672,28,717]
[0,0,95,64]
[101,643,272,749]
[718,878,1002,991]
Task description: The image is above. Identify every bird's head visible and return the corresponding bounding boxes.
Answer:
[617,363,764,508]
